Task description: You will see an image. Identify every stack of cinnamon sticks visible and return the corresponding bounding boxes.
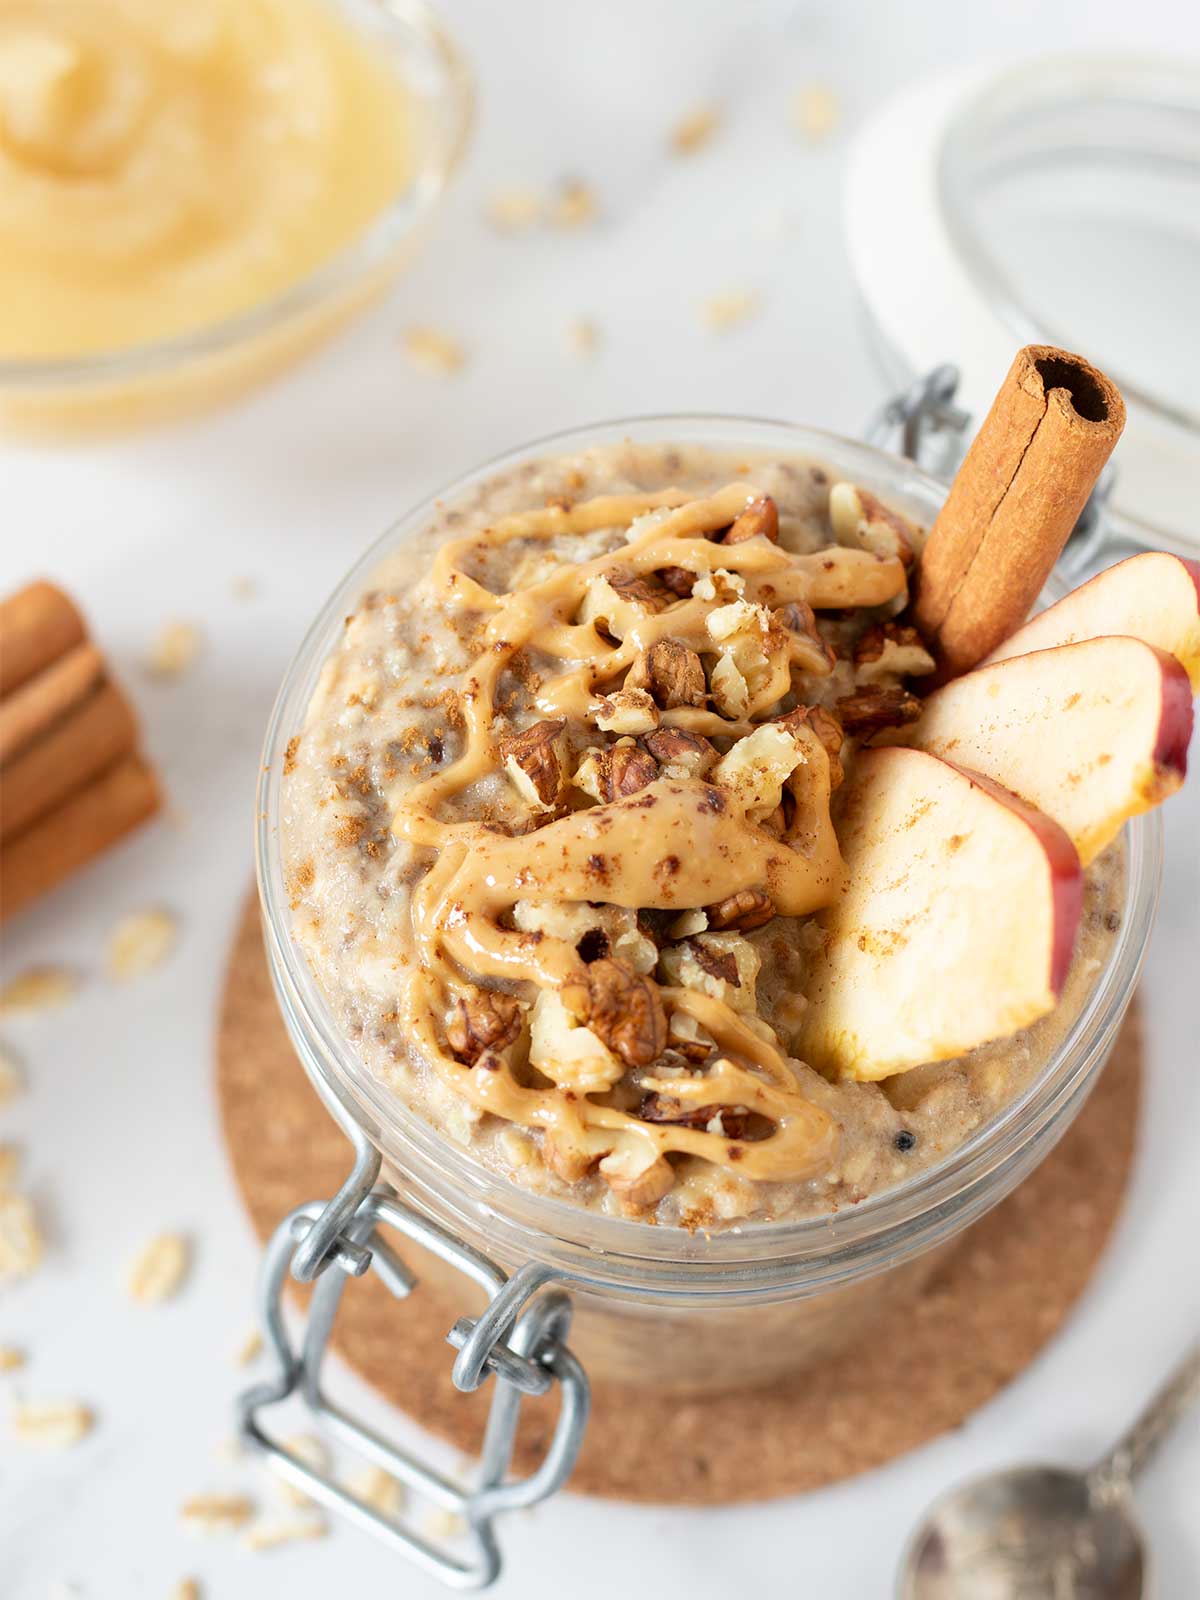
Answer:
[0,582,161,922]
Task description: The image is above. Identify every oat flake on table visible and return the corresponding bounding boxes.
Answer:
[403,327,466,376]
[0,1143,19,1187]
[126,1231,190,1302]
[0,1345,26,1372]
[565,318,601,358]
[273,1432,329,1506]
[347,1463,406,1518]
[107,908,177,980]
[241,1515,328,1552]
[0,1044,23,1102]
[791,83,840,140]
[484,185,542,231]
[0,1190,43,1278]
[549,177,597,228]
[701,288,761,330]
[180,1493,256,1536]
[147,620,203,678]
[11,1399,94,1447]
[233,1326,264,1366]
[670,103,722,154]
[0,967,78,1015]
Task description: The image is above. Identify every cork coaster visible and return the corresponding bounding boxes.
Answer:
[218,891,1142,1505]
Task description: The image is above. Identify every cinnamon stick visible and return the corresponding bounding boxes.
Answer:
[912,346,1125,676]
[0,581,86,698]
[0,755,162,923]
[1,681,138,843]
[0,642,105,765]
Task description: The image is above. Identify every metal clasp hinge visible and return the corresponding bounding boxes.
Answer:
[237,1185,589,1591]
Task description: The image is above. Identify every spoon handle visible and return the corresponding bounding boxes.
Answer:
[1092,1339,1200,1490]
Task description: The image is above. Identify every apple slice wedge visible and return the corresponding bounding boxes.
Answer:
[797,747,1082,1081]
[908,636,1193,865]
[983,550,1200,689]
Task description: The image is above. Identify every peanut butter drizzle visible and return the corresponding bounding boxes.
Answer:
[387,485,908,1193]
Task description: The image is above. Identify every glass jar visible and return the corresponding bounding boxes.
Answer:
[255,415,1161,1398]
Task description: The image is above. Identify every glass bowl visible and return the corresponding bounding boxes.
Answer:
[0,0,472,434]
[256,415,1161,1393]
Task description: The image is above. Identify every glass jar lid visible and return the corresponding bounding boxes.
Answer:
[846,55,1200,556]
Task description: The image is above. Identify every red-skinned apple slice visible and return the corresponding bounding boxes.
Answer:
[797,747,1082,1081]
[983,550,1200,689]
[907,636,1193,865]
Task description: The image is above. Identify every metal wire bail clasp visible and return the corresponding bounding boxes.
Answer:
[237,1168,590,1591]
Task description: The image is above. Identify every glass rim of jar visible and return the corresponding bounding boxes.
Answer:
[0,0,473,394]
[256,412,1161,1304]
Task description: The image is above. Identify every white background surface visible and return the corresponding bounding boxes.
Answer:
[2,3,1198,1596]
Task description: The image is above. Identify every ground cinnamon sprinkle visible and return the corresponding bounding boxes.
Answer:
[283,736,301,775]
[332,816,365,848]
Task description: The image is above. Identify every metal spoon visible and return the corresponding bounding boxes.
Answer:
[898,1340,1200,1598]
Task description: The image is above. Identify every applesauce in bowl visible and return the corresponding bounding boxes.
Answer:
[259,416,1160,1391]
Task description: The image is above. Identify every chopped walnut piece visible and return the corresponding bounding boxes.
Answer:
[708,654,749,719]
[723,495,779,546]
[605,568,671,613]
[543,1126,600,1184]
[530,989,624,1093]
[712,723,805,816]
[498,718,567,811]
[574,739,659,803]
[594,687,659,735]
[600,1150,675,1211]
[773,598,836,673]
[639,1094,754,1139]
[641,728,717,779]
[853,622,936,679]
[625,639,706,709]
[666,1009,715,1062]
[835,685,922,739]
[659,933,760,1013]
[829,481,917,566]
[560,958,667,1068]
[446,988,522,1064]
[658,565,697,597]
[771,704,845,789]
[707,889,775,931]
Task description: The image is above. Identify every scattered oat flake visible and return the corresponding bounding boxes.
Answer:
[484,185,542,231]
[126,1231,190,1303]
[0,1144,19,1187]
[241,1515,328,1552]
[791,83,839,140]
[549,177,597,228]
[273,1432,329,1506]
[0,1345,25,1372]
[181,1494,256,1535]
[169,1581,201,1600]
[671,104,721,154]
[424,1507,466,1540]
[230,575,258,601]
[0,966,77,1015]
[403,327,465,375]
[107,908,177,981]
[702,288,760,331]
[0,1046,21,1104]
[148,620,203,678]
[348,1463,406,1518]
[0,1191,42,1279]
[566,318,600,358]
[233,1327,263,1366]
[12,1399,94,1447]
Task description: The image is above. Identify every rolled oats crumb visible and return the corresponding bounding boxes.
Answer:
[424,1507,466,1541]
[126,1232,190,1303]
[0,1191,43,1279]
[148,620,203,678]
[565,318,600,358]
[273,1432,330,1506]
[484,185,542,231]
[0,1345,26,1371]
[403,327,466,376]
[0,967,78,1015]
[240,1514,328,1552]
[180,1493,256,1535]
[701,288,760,331]
[12,1399,94,1447]
[790,83,839,141]
[0,1144,19,1187]
[549,177,597,228]
[348,1463,406,1518]
[230,575,259,602]
[670,103,721,154]
[170,1581,201,1600]
[233,1327,264,1366]
[107,909,177,980]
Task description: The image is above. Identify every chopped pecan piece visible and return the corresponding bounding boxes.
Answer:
[853,621,936,678]
[706,888,775,932]
[560,957,668,1068]
[446,988,523,1064]
[625,639,706,709]
[835,685,922,739]
[498,718,567,810]
[722,495,779,545]
[606,568,670,613]
[658,565,697,597]
[686,940,740,986]
[639,1094,754,1139]
[641,728,717,778]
